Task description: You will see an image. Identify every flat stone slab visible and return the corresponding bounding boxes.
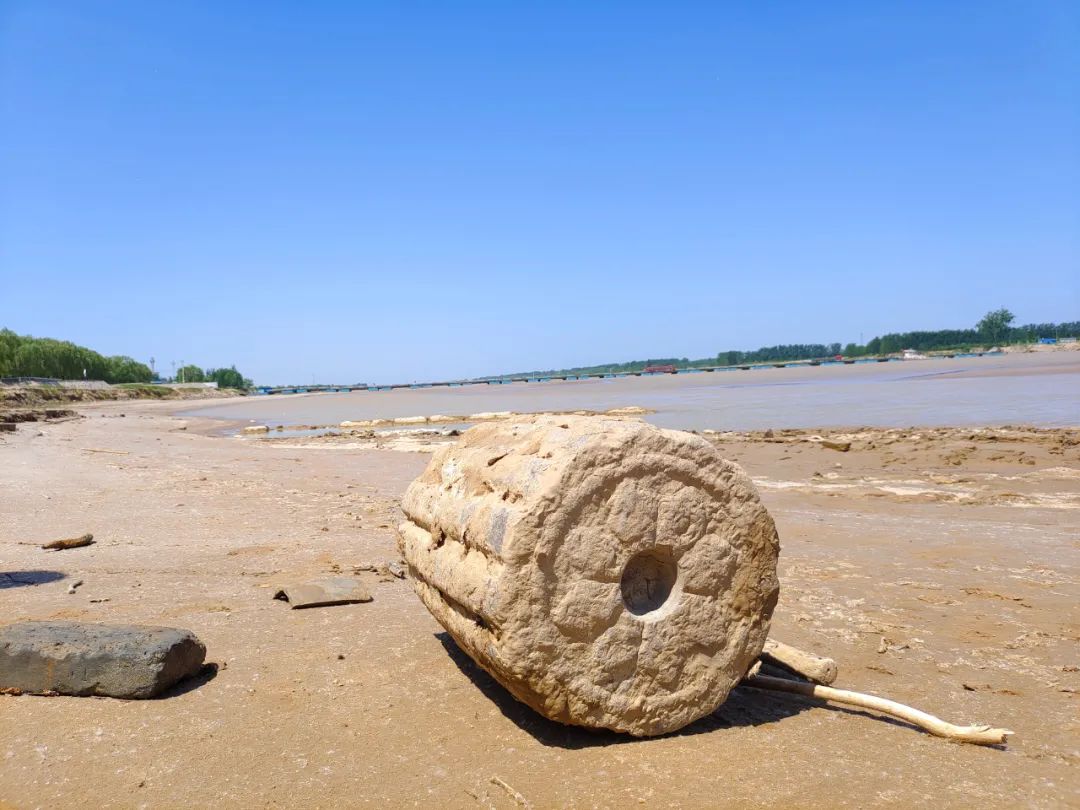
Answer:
[273,576,373,608]
[0,621,206,699]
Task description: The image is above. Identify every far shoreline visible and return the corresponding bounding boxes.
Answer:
[180,350,1080,435]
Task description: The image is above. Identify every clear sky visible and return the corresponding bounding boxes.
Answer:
[2,2,1077,385]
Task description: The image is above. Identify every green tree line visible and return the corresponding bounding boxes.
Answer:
[489,310,1079,379]
[0,329,252,388]
[857,313,1080,357]
[175,363,252,389]
[0,328,154,383]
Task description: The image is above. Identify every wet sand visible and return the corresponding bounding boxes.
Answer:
[1,400,1078,808]
[186,351,1080,432]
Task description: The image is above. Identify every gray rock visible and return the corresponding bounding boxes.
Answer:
[0,621,206,698]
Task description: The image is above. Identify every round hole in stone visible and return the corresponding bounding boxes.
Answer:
[620,547,678,616]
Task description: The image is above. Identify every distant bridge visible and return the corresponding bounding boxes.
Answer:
[251,353,996,396]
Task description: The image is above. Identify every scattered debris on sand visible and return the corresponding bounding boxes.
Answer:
[243,406,657,439]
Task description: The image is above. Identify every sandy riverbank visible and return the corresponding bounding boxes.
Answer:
[0,384,244,412]
[1,399,1078,808]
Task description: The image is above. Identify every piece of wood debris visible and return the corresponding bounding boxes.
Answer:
[744,674,1013,746]
[762,638,838,684]
[490,776,532,808]
[42,534,94,551]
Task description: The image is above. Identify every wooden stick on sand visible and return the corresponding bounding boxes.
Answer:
[762,639,838,685]
[744,673,1013,746]
[41,533,95,551]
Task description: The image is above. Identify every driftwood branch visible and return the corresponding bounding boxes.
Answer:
[762,639,838,684]
[489,776,532,808]
[743,674,1013,746]
[42,533,94,551]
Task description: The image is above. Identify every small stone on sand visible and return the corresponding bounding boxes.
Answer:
[0,621,206,699]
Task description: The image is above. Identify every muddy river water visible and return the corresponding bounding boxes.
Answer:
[188,351,1080,431]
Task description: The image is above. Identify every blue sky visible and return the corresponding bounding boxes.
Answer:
[2,1,1077,384]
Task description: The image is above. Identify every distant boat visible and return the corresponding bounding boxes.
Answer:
[901,349,929,360]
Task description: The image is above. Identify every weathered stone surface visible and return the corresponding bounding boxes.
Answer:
[398,415,780,736]
[273,576,372,608]
[0,621,206,698]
